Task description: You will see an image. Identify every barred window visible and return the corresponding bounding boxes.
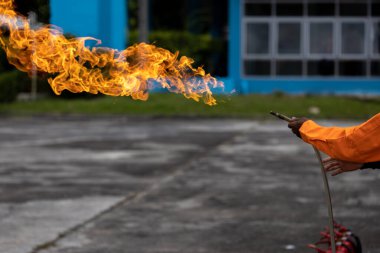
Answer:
[243,0,380,78]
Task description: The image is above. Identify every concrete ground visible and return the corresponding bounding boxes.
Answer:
[0,116,379,253]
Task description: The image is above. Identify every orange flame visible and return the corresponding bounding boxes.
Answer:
[0,0,222,105]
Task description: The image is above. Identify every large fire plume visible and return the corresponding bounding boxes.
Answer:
[0,0,222,105]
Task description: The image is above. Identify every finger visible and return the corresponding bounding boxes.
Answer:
[327,167,342,176]
[324,162,340,171]
[322,157,334,163]
[322,159,338,167]
[328,164,341,171]
[324,160,339,167]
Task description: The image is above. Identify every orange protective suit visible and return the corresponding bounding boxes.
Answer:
[299,113,380,163]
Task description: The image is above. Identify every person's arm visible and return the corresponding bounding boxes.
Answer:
[289,113,380,163]
[299,120,357,161]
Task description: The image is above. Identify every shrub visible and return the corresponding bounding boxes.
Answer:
[55,90,103,99]
[128,30,223,73]
[0,71,20,103]
[0,50,14,73]
[0,70,55,103]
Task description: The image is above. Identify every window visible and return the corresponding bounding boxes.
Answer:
[242,0,379,78]
[339,61,366,76]
[309,23,334,55]
[245,60,271,76]
[276,3,303,16]
[339,3,367,17]
[341,22,365,55]
[276,61,303,76]
[308,3,335,16]
[373,3,380,16]
[371,61,380,76]
[245,3,271,16]
[308,60,335,76]
[278,23,302,55]
[373,22,380,55]
[246,23,270,54]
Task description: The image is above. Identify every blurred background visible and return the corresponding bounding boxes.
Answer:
[0,0,380,117]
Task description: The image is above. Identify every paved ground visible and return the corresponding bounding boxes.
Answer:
[0,116,379,253]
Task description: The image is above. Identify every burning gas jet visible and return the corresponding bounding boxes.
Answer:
[0,0,222,105]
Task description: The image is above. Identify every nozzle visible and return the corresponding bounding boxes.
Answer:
[269,111,292,122]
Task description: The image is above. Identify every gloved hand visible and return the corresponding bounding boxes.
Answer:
[287,117,308,138]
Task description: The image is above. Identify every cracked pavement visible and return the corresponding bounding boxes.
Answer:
[0,116,379,253]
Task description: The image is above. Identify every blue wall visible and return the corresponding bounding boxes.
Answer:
[50,0,127,50]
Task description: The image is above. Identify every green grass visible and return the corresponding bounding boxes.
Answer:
[1,93,380,119]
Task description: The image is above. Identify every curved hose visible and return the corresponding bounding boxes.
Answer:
[313,147,336,253]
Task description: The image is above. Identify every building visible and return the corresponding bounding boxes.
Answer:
[50,0,127,50]
[50,0,380,94]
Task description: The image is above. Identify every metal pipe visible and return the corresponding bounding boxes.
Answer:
[138,0,149,43]
[270,111,336,253]
[28,12,38,100]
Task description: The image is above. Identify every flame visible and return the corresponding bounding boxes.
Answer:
[0,0,222,105]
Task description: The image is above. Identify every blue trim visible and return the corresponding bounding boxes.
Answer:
[239,79,380,94]
[228,0,241,93]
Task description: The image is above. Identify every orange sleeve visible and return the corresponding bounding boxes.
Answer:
[299,114,380,163]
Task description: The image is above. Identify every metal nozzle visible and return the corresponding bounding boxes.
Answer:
[269,111,292,122]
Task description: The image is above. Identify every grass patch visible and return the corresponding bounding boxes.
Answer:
[1,93,380,119]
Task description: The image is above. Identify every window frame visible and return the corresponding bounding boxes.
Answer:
[241,0,378,79]
[370,19,380,58]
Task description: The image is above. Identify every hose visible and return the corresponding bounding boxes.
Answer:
[270,112,336,253]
